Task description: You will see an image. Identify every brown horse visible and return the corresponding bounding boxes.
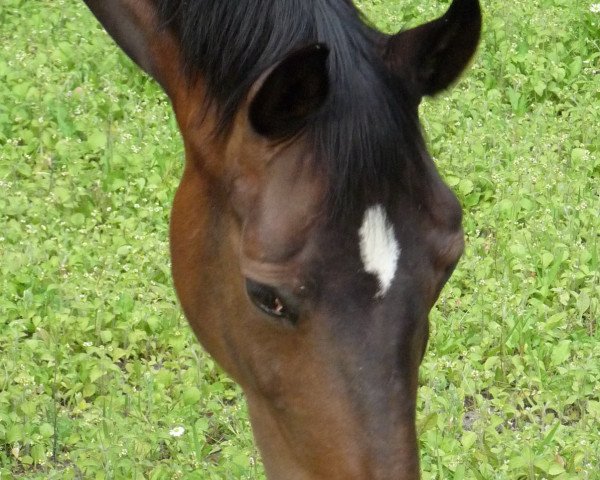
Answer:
[82,0,481,478]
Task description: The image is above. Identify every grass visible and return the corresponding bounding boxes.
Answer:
[0,0,598,478]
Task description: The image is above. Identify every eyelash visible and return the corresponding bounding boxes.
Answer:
[245,278,299,323]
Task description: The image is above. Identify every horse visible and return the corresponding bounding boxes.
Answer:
[82,0,481,478]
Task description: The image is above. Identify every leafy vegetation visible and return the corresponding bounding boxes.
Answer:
[0,0,598,478]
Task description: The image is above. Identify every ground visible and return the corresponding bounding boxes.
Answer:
[0,0,598,478]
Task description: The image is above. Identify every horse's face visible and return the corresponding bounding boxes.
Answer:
[84,0,480,478]
[171,54,466,478]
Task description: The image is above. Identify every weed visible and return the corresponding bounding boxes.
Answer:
[1,0,598,478]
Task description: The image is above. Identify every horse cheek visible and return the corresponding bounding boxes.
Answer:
[169,165,239,377]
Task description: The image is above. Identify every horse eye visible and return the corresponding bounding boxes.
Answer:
[245,279,298,323]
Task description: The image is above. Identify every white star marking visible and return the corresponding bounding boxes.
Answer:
[358,204,400,297]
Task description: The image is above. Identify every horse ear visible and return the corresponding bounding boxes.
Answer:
[384,0,481,98]
[83,0,181,95]
[249,44,330,138]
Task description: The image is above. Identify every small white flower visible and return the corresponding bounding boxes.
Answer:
[591,3,600,13]
[169,426,185,437]
[83,341,93,347]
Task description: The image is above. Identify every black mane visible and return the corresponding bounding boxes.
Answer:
[154,0,423,216]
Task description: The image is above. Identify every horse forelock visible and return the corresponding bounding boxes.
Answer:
[153,0,425,219]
